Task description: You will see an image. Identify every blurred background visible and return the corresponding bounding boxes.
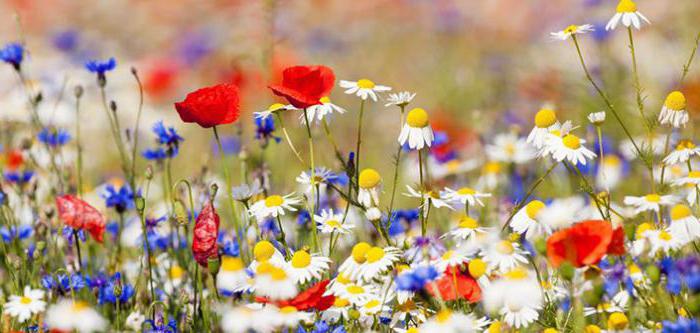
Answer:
[0,0,699,192]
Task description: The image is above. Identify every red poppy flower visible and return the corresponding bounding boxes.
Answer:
[5,149,24,170]
[256,279,334,311]
[546,220,624,268]
[192,202,220,267]
[174,83,240,128]
[427,266,481,302]
[55,195,106,242]
[268,65,335,108]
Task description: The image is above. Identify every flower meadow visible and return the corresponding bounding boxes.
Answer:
[1,0,700,332]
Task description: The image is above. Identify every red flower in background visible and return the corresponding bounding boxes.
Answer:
[175,83,240,128]
[192,202,220,267]
[55,195,106,242]
[256,279,334,311]
[5,149,24,170]
[546,220,624,268]
[427,266,481,302]
[268,65,335,108]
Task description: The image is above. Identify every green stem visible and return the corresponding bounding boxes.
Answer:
[302,108,319,251]
[212,126,243,259]
[354,100,366,191]
[502,163,556,231]
[418,149,426,236]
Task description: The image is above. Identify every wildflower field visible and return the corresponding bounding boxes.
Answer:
[1,0,700,332]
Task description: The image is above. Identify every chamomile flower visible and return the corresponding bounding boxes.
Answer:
[275,306,314,328]
[596,155,625,190]
[3,286,46,323]
[419,309,489,333]
[588,111,606,125]
[45,300,107,333]
[510,199,551,239]
[482,239,528,272]
[483,267,542,329]
[339,78,391,101]
[314,209,354,234]
[662,140,700,165]
[648,229,681,256]
[217,256,249,294]
[253,261,298,300]
[441,186,491,208]
[338,282,378,305]
[250,240,286,270]
[527,108,559,149]
[301,96,346,124]
[538,196,585,231]
[672,171,700,204]
[583,291,629,316]
[545,131,596,165]
[295,167,337,195]
[486,132,535,164]
[254,103,297,120]
[359,297,391,318]
[605,0,650,31]
[623,193,675,215]
[231,181,263,203]
[358,246,401,281]
[658,91,689,128]
[550,24,594,40]
[398,108,434,150]
[357,168,382,207]
[220,305,278,333]
[385,91,416,107]
[668,204,700,245]
[339,242,372,280]
[404,185,454,216]
[433,249,470,272]
[248,193,300,220]
[443,215,491,241]
[286,250,331,284]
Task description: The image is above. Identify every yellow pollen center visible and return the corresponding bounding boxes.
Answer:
[351,242,372,263]
[268,103,286,111]
[671,204,693,220]
[616,0,637,13]
[325,219,342,228]
[665,91,687,110]
[264,195,284,207]
[483,162,501,174]
[676,140,696,150]
[628,264,641,274]
[346,285,365,294]
[436,309,452,323]
[458,216,479,229]
[457,187,476,195]
[356,79,375,89]
[358,169,381,189]
[468,259,487,278]
[636,222,654,238]
[337,274,352,284]
[280,305,297,314]
[442,250,454,260]
[644,194,661,203]
[319,96,331,104]
[564,25,578,34]
[221,256,245,271]
[504,267,528,280]
[291,250,312,268]
[525,200,545,219]
[534,109,557,128]
[406,108,429,128]
[608,312,629,329]
[659,231,673,241]
[20,296,31,304]
[72,301,89,312]
[364,300,380,308]
[365,247,385,263]
[334,298,349,307]
[562,134,581,149]
[270,267,288,281]
[689,171,700,178]
[170,265,185,279]
[254,241,275,261]
[604,155,621,166]
[496,241,514,254]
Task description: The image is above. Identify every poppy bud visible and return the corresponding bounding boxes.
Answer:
[208,257,221,276]
[560,262,575,281]
[192,202,220,267]
[135,196,146,213]
[173,200,189,226]
[74,85,84,98]
[645,265,660,283]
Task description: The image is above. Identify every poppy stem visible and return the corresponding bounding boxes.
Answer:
[73,230,82,272]
[212,126,243,260]
[302,108,320,252]
[275,113,306,166]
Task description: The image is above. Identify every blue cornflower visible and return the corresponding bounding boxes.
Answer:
[218,231,240,257]
[52,30,79,52]
[4,170,34,185]
[62,227,86,243]
[142,148,168,161]
[42,273,85,292]
[85,57,116,75]
[142,121,183,161]
[395,265,439,292]
[102,184,135,213]
[144,314,178,333]
[662,316,699,333]
[0,224,33,242]
[254,116,280,144]
[98,273,135,304]
[38,127,71,147]
[211,135,240,156]
[297,209,311,226]
[0,42,24,68]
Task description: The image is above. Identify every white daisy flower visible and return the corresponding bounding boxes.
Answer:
[339,78,391,101]
[125,311,146,332]
[510,199,551,239]
[648,229,681,255]
[441,186,491,208]
[359,296,391,318]
[3,286,46,323]
[605,0,650,31]
[672,171,700,205]
[248,193,300,220]
[433,249,470,273]
[483,268,542,329]
[300,96,346,124]
[662,139,700,165]
[253,261,298,300]
[357,168,382,208]
[321,297,351,323]
[338,242,373,280]
[486,132,535,164]
[596,155,624,190]
[544,131,596,165]
[231,181,263,202]
[538,196,586,231]
[527,108,559,149]
[443,215,492,241]
[217,256,250,294]
[358,246,401,282]
[250,240,287,271]
[220,305,278,333]
[419,309,489,333]
[314,209,354,234]
[275,306,314,328]
[623,193,675,215]
[254,103,298,120]
[398,107,434,150]
[584,290,629,316]
[385,91,416,107]
[668,204,700,245]
[404,185,454,217]
[45,300,107,333]
[588,111,606,125]
[659,91,689,128]
[337,282,379,306]
[285,250,331,284]
[550,24,594,40]
[295,167,336,196]
[482,240,528,272]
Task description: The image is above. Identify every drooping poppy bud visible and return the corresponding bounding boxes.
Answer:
[175,83,240,128]
[268,65,335,108]
[55,195,106,242]
[192,202,220,267]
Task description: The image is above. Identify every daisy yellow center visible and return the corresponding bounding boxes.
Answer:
[347,285,365,294]
[636,222,654,238]
[397,264,410,273]
[458,216,479,229]
[319,96,331,104]
[665,91,687,111]
[270,267,288,281]
[291,250,312,268]
[256,262,275,274]
[334,298,349,307]
[525,200,545,219]
[676,140,696,150]
[406,108,429,128]
[608,312,629,329]
[442,250,454,260]
[644,194,661,203]
[616,0,637,13]
[357,79,375,89]
[483,162,501,174]
[659,231,673,241]
[671,204,692,220]
[406,328,419,333]
[280,306,297,314]
[584,325,602,333]
[352,242,372,263]
[221,256,245,271]
[689,171,700,178]
[628,264,641,274]
[562,134,581,149]
[72,301,89,312]
[534,109,557,128]
[364,299,380,308]
[435,309,452,323]
[254,241,275,261]
[268,103,286,111]
[468,259,487,278]
[564,25,578,34]
[170,265,185,279]
[325,219,342,228]
[604,155,621,166]
[264,195,284,207]
[457,187,476,195]
[496,240,514,254]
[504,267,528,280]
[488,322,502,333]
[446,160,461,173]
[20,296,31,304]
[358,168,381,189]
[544,329,559,333]
[365,247,385,263]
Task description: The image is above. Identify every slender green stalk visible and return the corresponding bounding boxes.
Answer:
[212,126,243,258]
[680,31,700,85]
[275,113,306,166]
[302,108,319,251]
[74,87,84,197]
[502,162,557,231]
[354,100,366,191]
[129,68,145,191]
[418,149,426,236]
[386,105,406,229]
[627,27,650,130]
